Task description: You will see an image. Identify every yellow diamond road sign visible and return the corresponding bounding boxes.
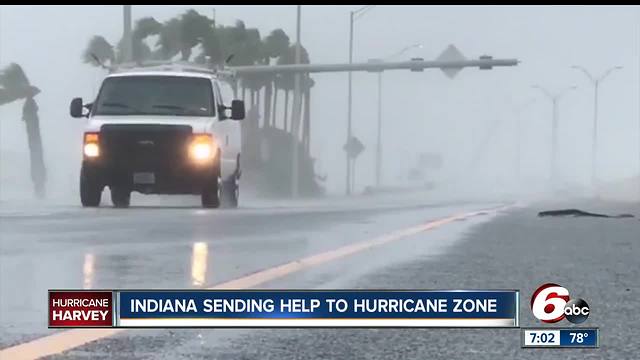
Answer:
[437,44,466,79]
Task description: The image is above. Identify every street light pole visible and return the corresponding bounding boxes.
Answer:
[291,5,302,197]
[347,10,354,195]
[592,80,599,189]
[512,99,537,183]
[375,71,382,186]
[516,109,522,182]
[571,65,622,191]
[531,85,576,187]
[372,43,422,188]
[122,5,133,63]
[346,5,374,195]
[552,97,559,184]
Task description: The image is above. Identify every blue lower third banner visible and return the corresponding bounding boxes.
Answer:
[116,290,519,328]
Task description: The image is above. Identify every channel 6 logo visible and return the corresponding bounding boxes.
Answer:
[531,283,590,324]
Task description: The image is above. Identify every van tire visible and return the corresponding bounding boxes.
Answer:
[110,187,131,208]
[221,177,239,208]
[80,166,102,207]
[201,176,221,208]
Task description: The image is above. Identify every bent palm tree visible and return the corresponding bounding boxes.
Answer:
[131,17,162,62]
[0,63,45,198]
[78,9,320,196]
[83,35,116,67]
[277,43,310,132]
[262,29,290,128]
[178,10,213,61]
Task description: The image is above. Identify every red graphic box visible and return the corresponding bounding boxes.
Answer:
[49,290,113,327]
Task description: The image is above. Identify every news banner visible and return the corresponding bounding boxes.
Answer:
[49,283,599,349]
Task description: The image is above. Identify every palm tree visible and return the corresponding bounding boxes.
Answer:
[216,21,250,100]
[84,18,160,67]
[302,76,315,156]
[131,17,162,62]
[84,11,209,66]
[178,10,213,61]
[196,28,222,65]
[79,9,320,196]
[156,17,182,61]
[262,29,290,128]
[276,58,292,131]
[277,43,310,132]
[238,27,266,107]
[83,35,116,67]
[0,63,45,198]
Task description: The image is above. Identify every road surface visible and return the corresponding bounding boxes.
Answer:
[0,193,638,359]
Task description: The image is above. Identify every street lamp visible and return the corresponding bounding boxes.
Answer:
[571,65,623,190]
[531,84,577,186]
[122,5,133,63]
[291,5,303,197]
[387,43,424,61]
[370,43,423,187]
[346,5,375,195]
[511,98,537,183]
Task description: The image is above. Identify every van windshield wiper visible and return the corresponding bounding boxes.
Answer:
[152,104,186,110]
[151,104,189,115]
[100,102,143,114]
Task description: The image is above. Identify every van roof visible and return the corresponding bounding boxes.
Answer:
[107,70,216,79]
[108,61,221,79]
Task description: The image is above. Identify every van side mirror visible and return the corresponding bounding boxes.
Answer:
[230,100,245,120]
[70,97,85,118]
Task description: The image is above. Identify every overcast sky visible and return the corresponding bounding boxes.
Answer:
[1,5,639,200]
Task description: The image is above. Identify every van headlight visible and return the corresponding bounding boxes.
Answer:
[189,134,216,161]
[83,132,100,158]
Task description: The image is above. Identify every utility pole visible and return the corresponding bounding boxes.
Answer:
[346,5,375,195]
[370,43,422,188]
[571,65,622,192]
[531,84,576,188]
[516,108,522,182]
[375,71,382,186]
[346,10,354,195]
[291,5,302,197]
[551,97,559,185]
[511,98,537,184]
[593,81,599,190]
[123,5,133,63]
[0,7,2,66]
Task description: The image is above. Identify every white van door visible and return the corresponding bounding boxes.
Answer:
[213,80,241,179]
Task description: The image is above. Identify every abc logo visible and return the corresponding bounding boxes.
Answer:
[530,283,590,324]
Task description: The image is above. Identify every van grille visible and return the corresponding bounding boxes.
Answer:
[99,124,193,171]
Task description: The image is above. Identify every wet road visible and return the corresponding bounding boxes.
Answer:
[0,193,505,356]
[1,195,637,359]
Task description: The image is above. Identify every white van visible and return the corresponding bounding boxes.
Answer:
[70,63,244,209]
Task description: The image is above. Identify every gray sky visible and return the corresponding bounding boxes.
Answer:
[1,5,639,199]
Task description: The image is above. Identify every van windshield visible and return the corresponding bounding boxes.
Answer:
[93,76,215,117]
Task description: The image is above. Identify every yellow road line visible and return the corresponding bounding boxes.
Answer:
[0,205,508,359]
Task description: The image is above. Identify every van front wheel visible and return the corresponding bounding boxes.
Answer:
[80,166,102,207]
[221,177,239,208]
[110,187,131,208]
[201,176,221,208]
